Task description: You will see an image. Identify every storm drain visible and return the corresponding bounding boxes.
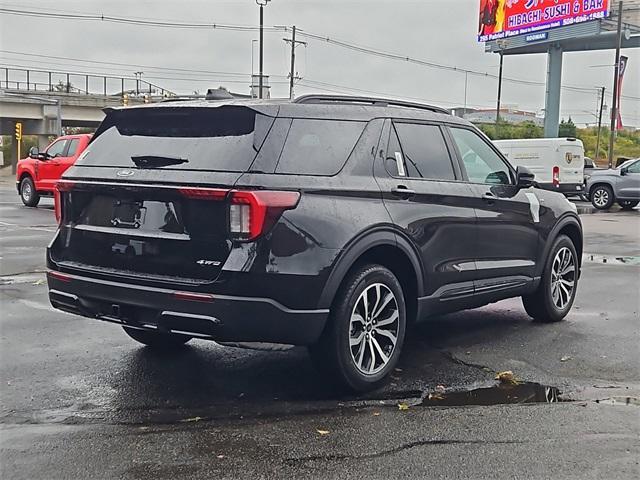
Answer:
[421,382,560,407]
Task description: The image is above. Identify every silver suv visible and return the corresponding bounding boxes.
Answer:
[586,158,640,210]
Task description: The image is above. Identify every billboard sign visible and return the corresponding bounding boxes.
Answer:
[478,0,611,42]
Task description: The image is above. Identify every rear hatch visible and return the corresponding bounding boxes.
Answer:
[558,143,584,184]
[50,104,276,286]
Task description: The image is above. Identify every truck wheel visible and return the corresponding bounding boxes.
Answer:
[618,200,639,210]
[590,185,614,210]
[522,235,578,323]
[122,327,191,349]
[20,177,40,207]
[309,264,406,392]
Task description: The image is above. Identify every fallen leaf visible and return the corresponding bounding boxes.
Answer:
[181,416,202,423]
[216,454,225,459]
[435,385,446,392]
[32,279,44,286]
[316,429,330,435]
[397,403,410,411]
[495,371,517,384]
[560,355,571,362]
[428,392,444,400]
[373,412,381,416]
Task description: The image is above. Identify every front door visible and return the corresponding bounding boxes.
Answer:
[375,120,478,304]
[37,138,69,190]
[619,159,640,200]
[447,126,541,288]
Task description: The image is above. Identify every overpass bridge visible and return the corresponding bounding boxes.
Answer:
[1,67,175,150]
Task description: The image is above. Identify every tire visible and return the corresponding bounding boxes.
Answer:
[590,185,614,210]
[618,200,639,210]
[309,264,407,392]
[522,235,578,323]
[20,176,40,207]
[122,327,191,349]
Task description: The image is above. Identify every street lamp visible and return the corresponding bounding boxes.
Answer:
[256,0,271,99]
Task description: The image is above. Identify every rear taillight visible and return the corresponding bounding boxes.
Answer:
[229,190,300,241]
[178,187,228,200]
[54,180,75,224]
[552,166,560,187]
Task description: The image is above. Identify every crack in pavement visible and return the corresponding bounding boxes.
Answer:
[285,438,525,463]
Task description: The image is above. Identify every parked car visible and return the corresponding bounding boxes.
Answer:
[493,138,585,195]
[586,158,640,210]
[47,95,583,391]
[16,134,92,207]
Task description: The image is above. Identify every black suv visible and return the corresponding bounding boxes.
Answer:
[47,95,583,391]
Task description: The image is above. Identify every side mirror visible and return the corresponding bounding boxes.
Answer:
[28,146,40,159]
[620,167,628,176]
[516,166,535,189]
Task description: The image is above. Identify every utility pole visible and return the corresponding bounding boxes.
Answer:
[595,87,605,163]
[256,0,271,100]
[284,26,306,99]
[496,50,504,134]
[608,0,623,169]
[134,71,144,96]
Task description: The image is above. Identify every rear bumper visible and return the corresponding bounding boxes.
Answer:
[537,182,584,194]
[47,271,329,346]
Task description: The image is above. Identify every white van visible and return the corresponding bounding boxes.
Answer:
[494,138,585,195]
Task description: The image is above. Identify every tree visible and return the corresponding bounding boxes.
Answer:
[559,117,577,138]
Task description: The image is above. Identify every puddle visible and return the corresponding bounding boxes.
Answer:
[421,382,561,407]
[594,397,640,406]
[583,254,640,266]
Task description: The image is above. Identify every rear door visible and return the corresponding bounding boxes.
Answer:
[375,120,477,302]
[447,126,540,287]
[559,142,584,187]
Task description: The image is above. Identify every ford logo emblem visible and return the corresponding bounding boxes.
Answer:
[117,169,135,177]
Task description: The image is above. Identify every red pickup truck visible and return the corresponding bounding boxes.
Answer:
[16,134,92,207]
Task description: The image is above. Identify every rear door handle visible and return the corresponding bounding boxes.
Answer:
[391,186,415,198]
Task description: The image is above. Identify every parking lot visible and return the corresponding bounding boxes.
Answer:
[0,177,638,479]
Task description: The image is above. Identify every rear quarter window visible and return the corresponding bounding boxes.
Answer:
[275,119,365,176]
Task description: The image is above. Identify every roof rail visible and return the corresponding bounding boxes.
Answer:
[293,94,451,115]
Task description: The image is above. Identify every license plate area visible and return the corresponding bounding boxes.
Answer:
[111,200,146,229]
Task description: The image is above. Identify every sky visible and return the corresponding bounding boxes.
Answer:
[0,0,639,127]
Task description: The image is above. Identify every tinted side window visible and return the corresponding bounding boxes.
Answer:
[66,139,80,157]
[627,160,640,173]
[46,140,68,158]
[275,119,365,175]
[450,128,512,185]
[393,123,455,180]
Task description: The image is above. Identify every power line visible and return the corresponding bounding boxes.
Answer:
[1,7,636,99]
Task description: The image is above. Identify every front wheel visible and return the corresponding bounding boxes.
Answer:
[122,327,192,349]
[309,264,406,392]
[20,176,40,207]
[590,185,614,210]
[522,235,578,323]
[618,200,639,210]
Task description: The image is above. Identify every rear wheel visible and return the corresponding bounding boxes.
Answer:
[618,200,639,210]
[522,235,578,323]
[590,185,614,210]
[309,264,406,392]
[20,176,40,207]
[122,327,192,349]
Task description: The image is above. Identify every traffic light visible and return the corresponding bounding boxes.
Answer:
[15,122,22,141]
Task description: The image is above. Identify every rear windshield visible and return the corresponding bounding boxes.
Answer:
[79,106,274,172]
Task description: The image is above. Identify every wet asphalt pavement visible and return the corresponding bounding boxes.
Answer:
[0,179,639,479]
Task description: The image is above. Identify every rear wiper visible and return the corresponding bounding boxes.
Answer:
[131,155,188,168]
